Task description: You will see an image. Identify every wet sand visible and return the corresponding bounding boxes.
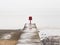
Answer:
[0,40,17,45]
[0,30,22,45]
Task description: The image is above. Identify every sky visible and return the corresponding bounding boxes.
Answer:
[0,0,60,29]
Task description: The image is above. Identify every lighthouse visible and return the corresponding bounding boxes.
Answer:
[17,16,41,45]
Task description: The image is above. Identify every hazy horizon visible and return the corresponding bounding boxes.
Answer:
[0,0,60,29]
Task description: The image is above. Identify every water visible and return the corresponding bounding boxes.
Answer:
[39,29,60,40]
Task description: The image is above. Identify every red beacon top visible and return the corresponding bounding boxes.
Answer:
[29,16,32,24]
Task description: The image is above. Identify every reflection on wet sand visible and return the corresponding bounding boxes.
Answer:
[0,30,22,45]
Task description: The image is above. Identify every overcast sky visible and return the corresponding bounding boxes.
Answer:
[0,0,60,29]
